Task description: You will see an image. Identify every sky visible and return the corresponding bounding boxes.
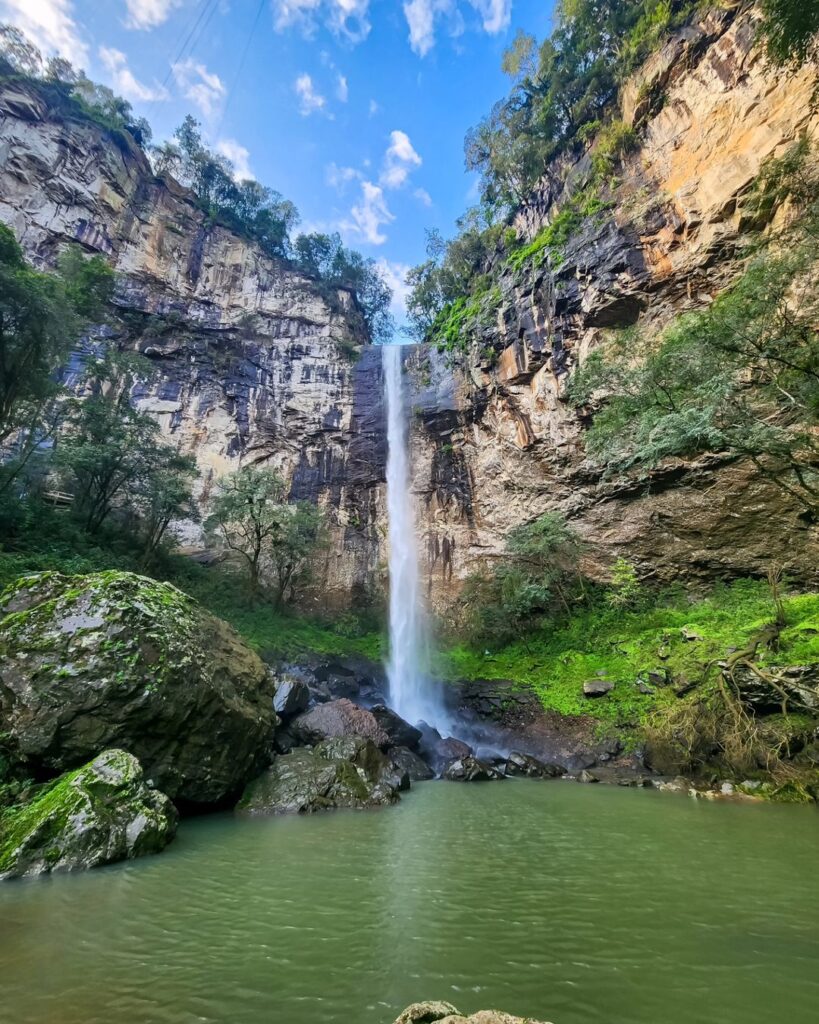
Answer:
[0,0,557,322]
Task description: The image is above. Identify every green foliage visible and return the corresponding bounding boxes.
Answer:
[465,0,694,210]
[457,512,587,645]
[607,557,642,610]
[0,24,151,145]
[439,580,819,728]
[206,467,327,606]
[507,188,611,272]
[568,178,819,512]
[293,232,393,342]
[756,0,819,68]
[590,120,638,178]
[55,353,195,538]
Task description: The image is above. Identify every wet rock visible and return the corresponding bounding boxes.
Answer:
[583,679,614,697]
[272,675,311,717]
[370,705,423,750]
[442,756,503,782]
[389,746,435,782]
[0,749,177,880]
[393,1004,552,1024]
[577,769,599,783]
[0,572,276,805]
[418,727,474,774]
[289,699,390,749]
[236,736,402,814]
[504,751,566,778]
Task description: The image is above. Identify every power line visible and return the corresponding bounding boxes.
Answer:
[216,0,267,133]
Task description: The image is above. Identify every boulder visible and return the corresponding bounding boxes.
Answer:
[583,679,614,697]
[393,1004,552,1024]
[272,675,310,717]
[289,699,390,749]
[504,751,566,778]
[577,769,599,783]
[370,704,423,750]
[418,726,474,773]
[390,746,435,782]
[237,736,403,814]
[0,571,276,804]
[442,756,503,782]
[0,749,177,880]
[727,663,819,714]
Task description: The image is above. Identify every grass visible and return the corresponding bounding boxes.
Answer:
[433,580,819,727]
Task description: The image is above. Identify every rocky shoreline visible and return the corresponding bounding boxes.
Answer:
[0,570,814,881]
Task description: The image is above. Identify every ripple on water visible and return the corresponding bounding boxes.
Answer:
[0,782,818,1024]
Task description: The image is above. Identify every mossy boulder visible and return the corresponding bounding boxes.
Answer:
[0,749,177,880]
[0,571,276,804]
[237,736,404,815]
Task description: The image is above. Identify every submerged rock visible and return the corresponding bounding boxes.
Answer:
[389,746,435,781]
[442,756,503,782]
[0,749,177,880]
[289,698,390,749]
[237,736,403,814]
[0,572,276,805]
[504,751,567,778]
[393,1004,552,1023]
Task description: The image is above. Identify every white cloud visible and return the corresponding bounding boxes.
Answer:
[99,46,168,102]
[403,0,451,57]
[368,98,379,117]
[294,73,326,116]
[375,258,412,320]
[216,138,253,181]
[343,181,393,245]
[414,187,433,207]
[380,129,421,189]
[326,162,361,190]
[271,0,371,43]
[0,0,88,66]
[336,74,348,102]
[403,0,509,56]
[124,0,182,30]
[172,57,226,118]
[469,0,511,34]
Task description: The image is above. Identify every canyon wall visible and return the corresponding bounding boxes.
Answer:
[0,79,387,609]
[1,5,817,614]
[409,5,819,609]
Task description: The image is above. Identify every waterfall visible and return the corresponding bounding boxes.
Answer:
[383,343,447,732]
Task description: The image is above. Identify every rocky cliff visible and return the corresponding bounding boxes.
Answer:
[0,6,816,613]
[0,79,387,608]
[407,5,819,609]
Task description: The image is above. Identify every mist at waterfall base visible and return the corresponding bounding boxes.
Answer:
[382,343,451,737]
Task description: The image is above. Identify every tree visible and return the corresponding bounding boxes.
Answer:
[269,500,328,607]
[0,227,114,491]
[56,353,186,534]
[207,467,326,604]
[131,449,199,562]
[458,511,586,644]
[757,0,819,68]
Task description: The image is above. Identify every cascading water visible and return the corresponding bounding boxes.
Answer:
[383,343,448,732]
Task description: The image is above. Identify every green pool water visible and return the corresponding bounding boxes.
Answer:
[1,781,817,1024]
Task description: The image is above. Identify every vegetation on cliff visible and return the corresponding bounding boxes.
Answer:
[0,26,393,342]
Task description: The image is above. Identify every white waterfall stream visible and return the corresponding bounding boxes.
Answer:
[383,343,448,732]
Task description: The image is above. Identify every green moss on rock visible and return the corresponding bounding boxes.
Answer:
[0,749,177,880]
[0,571,276,804]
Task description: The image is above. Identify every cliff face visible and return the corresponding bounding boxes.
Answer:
[408,6,819,609]
[1,8,816,615]
[0,80,387,608]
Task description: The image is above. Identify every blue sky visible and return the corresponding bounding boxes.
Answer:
[1,0,557,319]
